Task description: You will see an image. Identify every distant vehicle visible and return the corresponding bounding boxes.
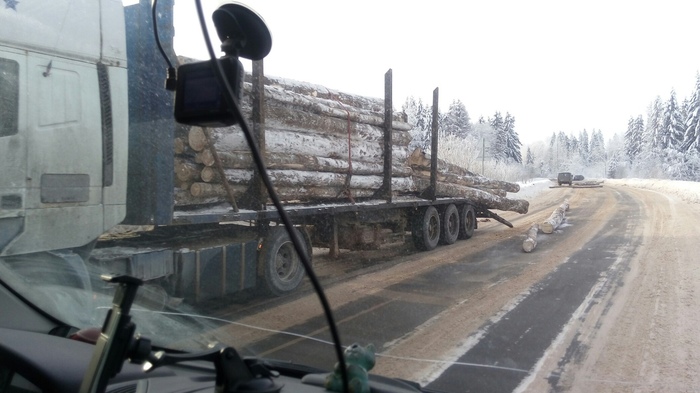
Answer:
[558,172,573,186]
[573,174,585,181]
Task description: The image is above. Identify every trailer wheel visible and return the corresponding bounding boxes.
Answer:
[260,227,306,296]
[439,204,460,245]
[411,206,440,251]
[458,205,476,240]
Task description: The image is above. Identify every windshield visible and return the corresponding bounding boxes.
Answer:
[2,1,700,392]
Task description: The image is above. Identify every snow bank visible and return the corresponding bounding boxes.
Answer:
[607,178,700,204]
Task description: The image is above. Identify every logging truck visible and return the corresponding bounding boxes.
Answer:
[0,0,528,302]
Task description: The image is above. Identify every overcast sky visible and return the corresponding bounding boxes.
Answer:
[173,0,700,145]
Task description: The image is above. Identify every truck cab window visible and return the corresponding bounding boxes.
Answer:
[0,58,19,137]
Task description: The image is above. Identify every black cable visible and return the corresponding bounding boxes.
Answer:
[152,0,177,90]
[151,0,173,69]
[192,2,350,392]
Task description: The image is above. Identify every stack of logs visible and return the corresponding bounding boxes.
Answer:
[172,72,529,215]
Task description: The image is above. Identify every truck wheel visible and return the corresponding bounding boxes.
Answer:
[411,206,440,251]
[458,205,476,240]
[439,204,460,245]
[259,227,306,296]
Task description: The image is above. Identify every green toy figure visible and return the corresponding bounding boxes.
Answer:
[325,343,376,393]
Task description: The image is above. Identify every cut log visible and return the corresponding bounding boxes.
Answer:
[522,224,540,253]
[259,83,412,131]
[541,200,570,234]
[408,148,477,177]
[196,149,412,177]
[412,169,520,193]
[174,157,203,182]
[188,126,408,163]
[413,177,529,214]
[199,168,415,192]
[174,178,192,191]
[174,137,195,156]
[256,75,386,114]
[264,103,412,146]
[174,188,241,207]
[187,182,379,203]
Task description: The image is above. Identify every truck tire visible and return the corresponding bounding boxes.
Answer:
[259,227,306,296]
[458,204,476,240]
[439,204,459,245]
[411,206,440,251]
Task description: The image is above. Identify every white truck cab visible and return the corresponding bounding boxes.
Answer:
[0,0,129,257]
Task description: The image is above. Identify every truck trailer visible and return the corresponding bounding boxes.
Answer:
[0,0,525,304]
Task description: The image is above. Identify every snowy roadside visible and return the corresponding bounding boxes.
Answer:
[509,178,553,200]
[606,178,700,204]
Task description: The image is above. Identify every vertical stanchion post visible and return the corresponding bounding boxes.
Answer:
[428,87,439,201]
[373,69,393,202]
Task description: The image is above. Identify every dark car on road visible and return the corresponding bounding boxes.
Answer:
[558,172,573,186]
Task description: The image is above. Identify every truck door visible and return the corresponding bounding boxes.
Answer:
[1,52,107,256]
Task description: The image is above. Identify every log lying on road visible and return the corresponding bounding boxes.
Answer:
[522,224,540,253]
[541,200,570,234]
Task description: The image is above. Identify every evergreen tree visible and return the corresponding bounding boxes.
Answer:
[590,129,606,163]
[661,89,685,150]
[624,116,636,160]
[579,129,590,164]
[624,116,644,163]
[607,150,620,178]
[442,99,471,138]
[569,136,579,156]
[645,96,664,150]
[502,112,522,164]
[489,112,506,162]
[526,147,534,165]
[682,73,700,152]
[404,96,432,151]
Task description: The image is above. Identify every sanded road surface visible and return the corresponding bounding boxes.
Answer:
[199,183,700,392]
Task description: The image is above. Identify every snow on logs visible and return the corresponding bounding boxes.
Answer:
[541,200,570,234]
[174,75,413,206]
[172,72,528,214]
[407,148,529,214]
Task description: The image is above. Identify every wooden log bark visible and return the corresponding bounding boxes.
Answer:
[522,224,539,253]
[256,83,413,131]
[256,75,386,113]
[541,200,570,234]
[412,169,520,193]
[186,182,379,204]
[264,102,412,146]
[413,177,529,214]
[174,188,241,206]
[199,168,415,192]
[196,149,412,177]
[188,126,409,164]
